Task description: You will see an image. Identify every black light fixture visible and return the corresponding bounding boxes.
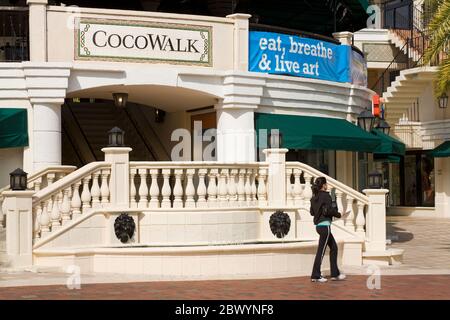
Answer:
[268,130,283,148]
[112,92,128,108]
[108,127,125,147]
[375,119,391,135]
[357,108,376,132]
[368,170,383,189]
[9,168,28,191]
[155,109,166,123]
[438,93,448,109]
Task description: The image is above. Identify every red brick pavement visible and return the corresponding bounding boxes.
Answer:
[0,275,450,300]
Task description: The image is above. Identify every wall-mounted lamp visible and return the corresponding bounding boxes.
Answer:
[375,119,391,135]
[357,109,375,132]
[438,93,448,109]
[113,93,128,108]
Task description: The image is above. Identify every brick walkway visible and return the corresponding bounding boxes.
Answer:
[0,275,449,300]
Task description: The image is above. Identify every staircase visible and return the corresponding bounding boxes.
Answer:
[62,101,169,165]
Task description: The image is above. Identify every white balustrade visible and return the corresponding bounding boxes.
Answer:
[257,168,267,206]
[100,169,110,205]
[60,188,71,223]
[129,168,137,208]
[149,169,160,208]
[71,181,82,218]
[228,169,238,204]
[185,169,196,208]
[250,170,257,205]
[197,169,207,208]
[286,168,294,206]
[173,169,184,208]
[237,169,246,206]
[345,196,355,229]
[293,168,303,207]
[138,168,149,209]
[81,177,92,214]
[91,172,101,208]
[218,168,228,207]
[207,169,218,207]
[161,169,172,208]
[355,201,366,235]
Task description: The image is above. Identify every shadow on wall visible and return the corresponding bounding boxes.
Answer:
[386,222,414,243]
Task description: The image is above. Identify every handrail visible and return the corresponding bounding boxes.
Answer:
[32,162,110,205]
[286,161,369,204]
[129,161,264,169]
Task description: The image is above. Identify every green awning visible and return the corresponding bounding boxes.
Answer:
[429,141,450,157]
[371,129,406,156]
[374,154,401,163]
[0,108,29,148]
[255,113,381,152]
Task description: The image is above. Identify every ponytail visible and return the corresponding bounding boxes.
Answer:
[311,177,327,197]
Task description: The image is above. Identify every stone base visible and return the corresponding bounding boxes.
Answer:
[362,248,404,266]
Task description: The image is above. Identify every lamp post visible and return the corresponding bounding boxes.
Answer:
[375,119,391,135]
[368,170,383,189]
[112,93,128,108]
[9,168,28,190]
[108,127,125,147]
[357,109,376,132]
[438,93,448,109]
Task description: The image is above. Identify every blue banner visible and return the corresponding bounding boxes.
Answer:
[249,31,352,83]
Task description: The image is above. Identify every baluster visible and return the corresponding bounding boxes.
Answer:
[237,169,246,207]
[293,168,303,207]
[34,204,42,240]
[50,195,61,230]
[244,169,252,206]
[334,189,344,226]
[91,172,101,208]
[355,201,366,235]
[33,177,42,192]
[161,169,172,208]
[100,169,110,205]
[257,168,267,206]
[228,169,238,205]
[286,168,294,206]
[138,168,149,209]
[40,200,51,234]
[185,169,196,208]
[81,177,92,214]
[129,168,137,208]
[218,168,229,207]
[303,173,313,210]
[71,181,82,218]
[173,169,184,208]
[197,169,207,208]
[60,188,71,224]
[207,168,218,207]
[149,169,160,208]
[47,173,55,186]
[250,169,257,205]
[345,196,355,230]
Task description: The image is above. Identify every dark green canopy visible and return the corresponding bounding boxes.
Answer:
[371,129,406,156]
[254,113,381,152]
[429,141,450,158]
[0,108,28,148]
[374,154,401,163]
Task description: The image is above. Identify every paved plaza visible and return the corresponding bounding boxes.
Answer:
[1,216,450,299]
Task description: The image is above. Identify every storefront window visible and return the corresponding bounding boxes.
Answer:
[421,154,435,206]
[404,154,418,206]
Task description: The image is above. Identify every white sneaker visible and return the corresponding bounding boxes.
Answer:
[311,277,328,283]
[330,274,346,281]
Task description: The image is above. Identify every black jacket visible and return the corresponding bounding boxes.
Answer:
[310,190,341,225]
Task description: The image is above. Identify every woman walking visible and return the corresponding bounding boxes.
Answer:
[310,177,346,283]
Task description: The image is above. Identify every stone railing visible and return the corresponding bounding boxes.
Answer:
[0,165,76,228]
[31,162,111,241]
[129,162,267,209]
[286,162,369,237]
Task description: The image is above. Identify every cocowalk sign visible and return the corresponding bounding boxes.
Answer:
[75,18,212,66]
[249,31,351,83]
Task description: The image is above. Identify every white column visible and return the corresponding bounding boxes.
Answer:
[263,148,288,207]
[33,103,62,171]
[363,189,389,252]
[216,107,256,162]
[226,13,251,71]
[3,190,35,267]
[102,147,132,209]
[27,0,48,62]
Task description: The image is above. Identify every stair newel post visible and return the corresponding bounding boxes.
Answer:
[197,169,208,208]
[149,169,160,208]
[185,169,196,208]
[71,181,82,218]
[207,168,218,207]
[173,169,184,208]
[363,189,389,252]
[138,168,149,209]
[161,168,172,208]
[102,147,132,209]
[2,190,34,267]
[60,187,71,224]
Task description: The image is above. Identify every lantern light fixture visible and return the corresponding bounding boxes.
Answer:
[438,93,448,109]
[108,127,125,147]
[357,108,376,132]
[112,92,128,108]
[9,168,28,191]
[375,119,391,135]
[368,170,383,189]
